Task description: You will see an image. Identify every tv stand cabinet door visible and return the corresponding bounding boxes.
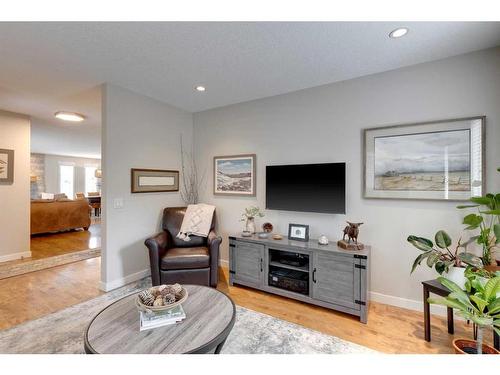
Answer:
[312,252,360,310]
[232,242,264,287]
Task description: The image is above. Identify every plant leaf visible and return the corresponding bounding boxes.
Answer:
[494,224,500,244]
[426,253,440,267]
[462,213,483,228]
[480,210,500,215]
[465,279,472,293]
[470,196,493,207]
[407,236,434,252]
[457,204,480,209]
[472,278,485,293]
[488,298,500,315]
[438,277,468,296]
[458,253,483,268]
[435,261,446,275]
[428,296,470,313]
[470,294,488,313]
[448,291,476,311]
[484,277,500,301]
[411,252,432,274]
[435,230,452,249]
[467,314,493,326]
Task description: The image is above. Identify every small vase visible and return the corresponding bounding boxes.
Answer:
[445,266,466,290]
[245,217,256,234]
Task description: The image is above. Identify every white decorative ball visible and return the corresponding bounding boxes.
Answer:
[318,235,329,245]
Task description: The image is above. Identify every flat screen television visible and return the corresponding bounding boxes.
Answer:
[266,163,345,214]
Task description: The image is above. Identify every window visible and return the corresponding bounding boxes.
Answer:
[85,166,98,194]
[59,165,74,198]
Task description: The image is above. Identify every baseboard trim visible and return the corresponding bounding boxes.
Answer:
[0,251,32,263]
[100,268,151,292]
[369,291,447,317]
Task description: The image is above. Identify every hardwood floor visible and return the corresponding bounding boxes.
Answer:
[0,260,492,353]
[217,267,491,354]
[30,221,101,259]
[0,257,103,330]
[0,221,101,279]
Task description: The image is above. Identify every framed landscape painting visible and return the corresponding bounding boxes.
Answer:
[213,154,256,196]
[0,149,14,185]
[363,116,485,201]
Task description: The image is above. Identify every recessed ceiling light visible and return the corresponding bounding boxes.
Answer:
[54,111,85,122]
[195,85,206,92]
[389,27,409,39]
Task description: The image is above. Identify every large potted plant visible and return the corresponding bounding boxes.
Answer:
[428,271,500,354]
[407,230,483,288]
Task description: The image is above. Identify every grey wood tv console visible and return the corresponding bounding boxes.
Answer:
[229,234,370,323]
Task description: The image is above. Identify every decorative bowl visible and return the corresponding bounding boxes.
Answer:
[262,222,273,233]
[136,285,188,313]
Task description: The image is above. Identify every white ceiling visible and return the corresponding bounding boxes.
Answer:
[0,22,499,156]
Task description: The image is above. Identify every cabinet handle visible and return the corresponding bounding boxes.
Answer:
[312,268,317,283]
[260,258,263,272]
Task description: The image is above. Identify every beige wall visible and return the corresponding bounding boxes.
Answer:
[0,110,31,262]
[101,84,193,291]
[193,47,500,311]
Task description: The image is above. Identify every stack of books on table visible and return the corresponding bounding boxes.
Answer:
[139,305,186,331]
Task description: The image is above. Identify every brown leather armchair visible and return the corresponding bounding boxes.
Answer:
[144,207,221,287]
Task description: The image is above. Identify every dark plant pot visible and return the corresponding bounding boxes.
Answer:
[453,339,499,354]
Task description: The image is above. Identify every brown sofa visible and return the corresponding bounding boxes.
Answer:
[31,199,92,235]
[144,207,221,287]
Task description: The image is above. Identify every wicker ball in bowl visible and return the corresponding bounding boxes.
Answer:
[136,283,188,312]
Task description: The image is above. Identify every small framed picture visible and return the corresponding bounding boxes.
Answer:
[0,149,14,185]
[131,168,179,193]
[288,223,309,242]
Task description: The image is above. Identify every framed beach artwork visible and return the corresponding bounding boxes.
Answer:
[0,149,14,185]
[363,116,485,201]
[213,154,256,196]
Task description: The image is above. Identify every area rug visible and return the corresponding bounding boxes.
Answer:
[0,279,375,354]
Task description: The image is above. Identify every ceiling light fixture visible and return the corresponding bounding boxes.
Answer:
[195,85,206,92]
[54,111,85,122]
[389,27,409,39]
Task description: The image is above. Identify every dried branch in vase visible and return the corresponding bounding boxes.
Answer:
[180,134,205,205]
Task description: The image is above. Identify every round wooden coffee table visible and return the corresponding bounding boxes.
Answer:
[84,284,236,354]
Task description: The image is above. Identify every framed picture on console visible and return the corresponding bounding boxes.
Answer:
[288,223,309,242]
[363,116,485,201]
[213,154,256,196]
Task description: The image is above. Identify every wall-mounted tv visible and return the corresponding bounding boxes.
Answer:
[266,163,345,214]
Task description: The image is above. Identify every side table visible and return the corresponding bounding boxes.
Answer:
[422,279,499,350]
